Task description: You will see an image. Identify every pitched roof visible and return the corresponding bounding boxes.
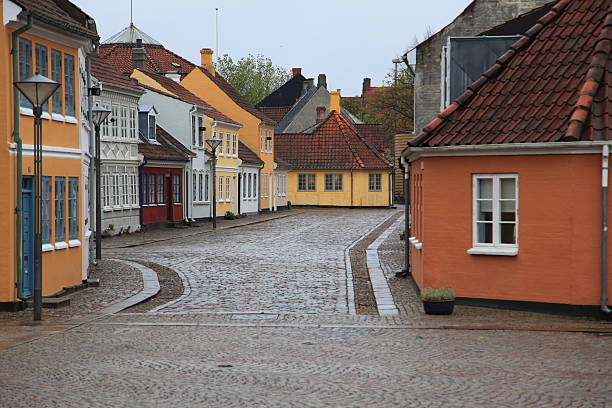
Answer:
[238,141,263,166]
[139,125,194,162]
[102,23,162,45]
[256,73,305,108]
[91,56,143,91]
[355,124,386,153]
[411,0,612,147]
[258,106,292,123]
[480,1,555,36]
[275,111,392,170]
[12,0,98,39]
[99,44,196,78]
[196,67,276,126]
[135,70,241,126]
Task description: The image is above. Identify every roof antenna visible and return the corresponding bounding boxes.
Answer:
[215,7,219,59]
[130,0,133,26]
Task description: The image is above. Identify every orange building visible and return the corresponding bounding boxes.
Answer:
[402,0,612,314]
[1,0,98,310]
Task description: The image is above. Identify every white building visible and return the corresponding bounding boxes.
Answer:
[238,141,263,214]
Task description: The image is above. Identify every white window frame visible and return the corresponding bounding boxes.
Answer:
[219,132,224,156]
[129,107,137,138]
[369,173,382,191]
[226,176,230,201]
[468,174,519,256]
[219,176,224,202]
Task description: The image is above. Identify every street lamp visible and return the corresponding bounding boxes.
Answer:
[205,135,222,229]
[91,105,111,261]
[14,74,60,321]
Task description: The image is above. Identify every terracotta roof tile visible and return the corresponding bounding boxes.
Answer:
[13,0,98,39]
[275,112,391,170]
[412,0,612,147]
[99,44,195,78]
[91,56,142,91]
[139,125,194,162]
[354,124,386,153]
[238,141,263,166]
[257,106,291,123]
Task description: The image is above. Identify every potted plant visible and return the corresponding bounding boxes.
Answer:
[421,287,455,315]
[224,211,236,220]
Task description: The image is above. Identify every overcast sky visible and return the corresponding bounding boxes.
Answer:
[73,0,473,96]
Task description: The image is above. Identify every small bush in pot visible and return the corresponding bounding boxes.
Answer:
[224,211,236,220]
[421,287,455,315]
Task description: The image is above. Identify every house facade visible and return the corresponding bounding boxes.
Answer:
[91,56,143,235]
[238,141,263,215]
[1,0,98,310]
[276,112,393,207]
[402,0,612,314]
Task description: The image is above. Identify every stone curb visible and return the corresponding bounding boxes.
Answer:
[103,211,304,249]
[366,216,404,316]
[96,260,160,315]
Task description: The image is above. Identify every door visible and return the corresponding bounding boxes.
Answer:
[21,177,34,297]
[166,174,173,222]
[232,176,237,215]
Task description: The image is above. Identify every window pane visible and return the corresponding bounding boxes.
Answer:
[64,54,75,116]
[51,50,62,114]
[477,178,492,199]
[501,200,516,221]
[500,178,516,199]
[55,178,65,242]
[42,177,51,244]
[69,178,78,240]
[500,223,516,244]
[35,44,49,112]
[19,38,32,108]
[477,200,493,221]
[477,222,493,244]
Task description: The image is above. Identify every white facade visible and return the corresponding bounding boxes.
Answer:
[92,81,143,235]
[239,163,260,214]
[275,169,288,210]
[137,89,212,221]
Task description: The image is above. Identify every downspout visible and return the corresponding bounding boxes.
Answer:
[86,45,97,273]
[210,121,217,221]
[350,169,353,208]
[13,12,33,300]
[138,157,148,228]
[188,105,197,222]
[398,156,411,277]
[257,167,261,213]
[601,145,610,314]
[388,172,392,208]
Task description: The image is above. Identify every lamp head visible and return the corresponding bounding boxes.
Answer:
[91,105,112,127]
[14,74,60,107]
[206,137,222,150]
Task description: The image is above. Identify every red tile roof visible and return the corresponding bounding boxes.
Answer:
[355,124,386,153]
[135,70,241,126]
[196,67,276,126]
[238,141,263,166]
[258,106,291,123]
[13,0,98,39]
[412,0,612,147]
[91,56,142,91]
[98,44,196,78]
[275,111,392,170]
[139,125,194,162]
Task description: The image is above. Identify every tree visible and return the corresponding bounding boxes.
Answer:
[215,54,290,105]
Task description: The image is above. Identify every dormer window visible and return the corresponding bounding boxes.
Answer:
[138,105,158,140]
[171,62,181,68]
[148,114,156,140]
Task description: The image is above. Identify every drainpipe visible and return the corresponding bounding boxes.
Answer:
[188,105,197,222]
[86,45,97,273]
[138,157,148,228]
[12,12,33,300]
[388,172,392,208]
[257,167,261,213]
[397,156,411,277]
[601,145,610,314]
[350,169,354,207]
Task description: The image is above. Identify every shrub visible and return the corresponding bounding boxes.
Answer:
[421,287,455,302]
[224,211,236,220]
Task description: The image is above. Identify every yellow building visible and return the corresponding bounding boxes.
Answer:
[276,111,393,207]
[180,49,278,211]
[1,0,98,310]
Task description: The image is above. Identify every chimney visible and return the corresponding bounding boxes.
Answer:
[132,38,146,71]
[316,106,326,123]
[292,67,302,77]
[330,89,341,113]
[362,77,372,95]
[317,73,327,89]
[200,48,215,74]
[302,78,314,94]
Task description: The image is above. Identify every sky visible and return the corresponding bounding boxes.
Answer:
[72,0,473,96]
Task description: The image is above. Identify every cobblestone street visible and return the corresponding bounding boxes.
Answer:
[1,209,611,407]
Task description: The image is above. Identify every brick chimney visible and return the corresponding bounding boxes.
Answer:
[292,67,302,77]
[132,38,146,71]
[362,78,371,95]
[330,89,341,113]
[316,106,326,123]
[200,48,215,74]
[317,73,327,89]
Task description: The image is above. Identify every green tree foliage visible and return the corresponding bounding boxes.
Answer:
[215,54,290,105]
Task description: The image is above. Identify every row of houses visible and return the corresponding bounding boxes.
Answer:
[0,0,393,311]
[400,0,612,314]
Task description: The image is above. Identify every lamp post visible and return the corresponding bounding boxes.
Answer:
[205,136,222,229]
[14,74,60,321]
[91,105,111,260]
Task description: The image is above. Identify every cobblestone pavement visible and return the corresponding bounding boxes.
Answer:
[2,209,612,407]
[107,208,395,314]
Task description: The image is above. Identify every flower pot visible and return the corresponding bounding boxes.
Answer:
[423,300,454,315]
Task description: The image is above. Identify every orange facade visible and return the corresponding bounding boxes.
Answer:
[410,153,612,307]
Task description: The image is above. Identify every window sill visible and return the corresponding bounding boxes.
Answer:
[54,241,68,250]
[41,112,51,120]
[42,243,54,252]
[103,207,113,212]
[157,204,166,206]
[68,239,81,248]
[173,202,181,205]
[113,206,122,210]
[467,247,518,256]
[52,113,65,122]
[20,107,34,117]
[408,237,423,250]
[65,116,78,124]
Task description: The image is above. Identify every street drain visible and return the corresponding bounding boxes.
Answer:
[231,314,279,320]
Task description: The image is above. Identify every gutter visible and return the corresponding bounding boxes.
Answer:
[12,12,33,300]
[86,43,97,273]
[601,145,610,314]
[138,156,148,228]
[398,156,411,277]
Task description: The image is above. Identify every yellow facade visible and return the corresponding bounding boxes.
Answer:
[180,51,275,211]
[287,170,392,207]
[1,21,86,304]
[207,116,240,216]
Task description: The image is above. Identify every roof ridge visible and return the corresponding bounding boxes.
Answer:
[564,4,612,141]
[411,0,572,147]
[334,113,365,168]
